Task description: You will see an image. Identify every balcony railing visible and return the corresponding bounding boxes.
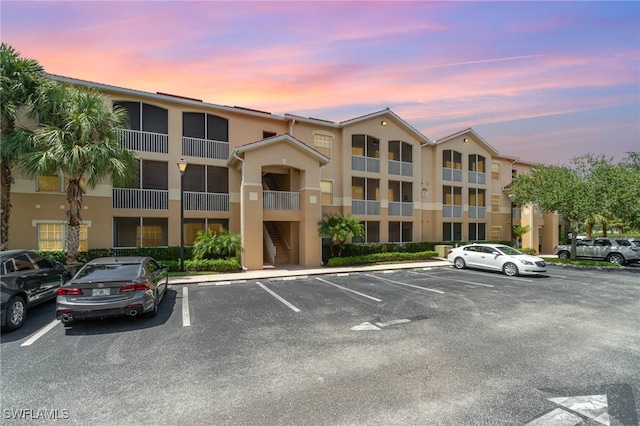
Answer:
[113,188,168,210]
[468,171,486,185]
[443,205,462,218]
[388,201,413,217]
[389,160,413,177]
[263,190,299,210]
[352,200,380,215]
[468,206,487,219]
[352,155,380,173]
[442,168,463,182]
[182,137,229,160]
[183,192,229,211]
[118,129,168,153]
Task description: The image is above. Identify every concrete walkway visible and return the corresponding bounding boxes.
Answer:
[169,258,453,285]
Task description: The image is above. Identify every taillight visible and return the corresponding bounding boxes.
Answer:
[119,282,149,293]
[58,287,82,296]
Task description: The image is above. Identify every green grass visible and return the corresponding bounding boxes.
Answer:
[542,257,622,268]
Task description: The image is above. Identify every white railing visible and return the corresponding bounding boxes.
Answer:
[112,188,168,210]
[442,168,462,182]
[352,200,381,215]
[263,226,276,265]
[118,129,168,153]
[183,192,229,211]
[182,137,229,160]
[389,201,413,216]
[389,160,413,176]
[351,155,380,173]
[468,171,486,185]
[263,190,300,210]
[468,206,487,219]
[443,205,462,218]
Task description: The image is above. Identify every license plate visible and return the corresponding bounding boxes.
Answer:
[92,288,110,296]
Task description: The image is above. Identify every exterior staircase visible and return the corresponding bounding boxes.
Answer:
[264,222,289,264]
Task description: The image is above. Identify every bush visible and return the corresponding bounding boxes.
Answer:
[520,248,538,255]
[164,258,241,273]
[326,250,438,267]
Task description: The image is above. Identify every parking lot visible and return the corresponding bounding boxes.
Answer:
[1,264,639,425]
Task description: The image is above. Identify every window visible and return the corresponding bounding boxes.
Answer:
[320,180,333,205]
[388,181,412,202]
[183,112,229,142]
[443,150,462,169]
[469,188,485,207]
[491,226,502,241]
[389,221,413,243]
[352,221,380,243]
[38,223,88,251]
[492,162,501,180]
[37,173,86,193]
[443,186,462,205]
[115,101,168,134]
[263,131,276,139]
[468,154,485,172]
[114,217,168,247]
[491,195,501,213]
[182,219,229,245]
[314,133,333,159]
[389,140,413,163]
[443,223,462,241]
[183,165,228,193]
[469,223,486,241]
[125,160,168,190]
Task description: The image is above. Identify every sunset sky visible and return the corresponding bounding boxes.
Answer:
[2,1,639,164]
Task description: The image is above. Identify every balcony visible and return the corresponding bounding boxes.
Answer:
[389,201,413,217]
[443,205,462,218]
[263,190,299,210]
[182,137,229,160]
[389,160,413,177]
[468,206,487,219]
[352,155,380,173]
[118,129,168,153]
[468,171,486,185]
[184,192,229,211]
[113,188,168,210]
[442,168,462,182]
[352,200,380,215]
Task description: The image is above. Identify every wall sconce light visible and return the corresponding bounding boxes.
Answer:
[381,121,387,126]
[463,138,469,143]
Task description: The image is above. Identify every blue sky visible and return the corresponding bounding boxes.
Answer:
[2,1,638,164]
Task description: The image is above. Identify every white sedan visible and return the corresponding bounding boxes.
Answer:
[446,244,547,276]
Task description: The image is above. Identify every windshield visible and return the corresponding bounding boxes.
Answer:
[496,246,523,256]
[75,263,141,280]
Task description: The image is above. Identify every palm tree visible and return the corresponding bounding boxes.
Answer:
[318,212,365,257]
[0,43,44,250]
[192,228,242,260]
[22,82,138,265]
[511,225,530,249]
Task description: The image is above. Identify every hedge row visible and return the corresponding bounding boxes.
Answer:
[163,258,241,273]
[326,250,439,267]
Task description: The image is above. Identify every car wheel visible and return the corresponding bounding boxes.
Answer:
[503,262,519,277]
[557,251,570,259]
[5,296,27,331]
[145,291,159,317]
[606,253,624,265]
[454,257,466,269]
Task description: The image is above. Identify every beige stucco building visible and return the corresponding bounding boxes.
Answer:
[7,75,559,270]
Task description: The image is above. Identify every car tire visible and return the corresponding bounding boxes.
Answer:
[145,291,159,317]
[503,262,519,277]
[557,251,570,259]
[454,257,466,269]
[606,253,624,265]
[4,296,27,331]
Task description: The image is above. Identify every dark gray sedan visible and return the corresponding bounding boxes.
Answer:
[56,257,168,324]
[1,250,71,331]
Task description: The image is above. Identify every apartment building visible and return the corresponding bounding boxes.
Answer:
[7,75,558,270]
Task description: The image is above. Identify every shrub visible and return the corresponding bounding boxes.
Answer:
[326,250,438,267]
[520,248,538,255]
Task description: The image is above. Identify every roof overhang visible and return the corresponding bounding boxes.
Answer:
[227,133,330,168]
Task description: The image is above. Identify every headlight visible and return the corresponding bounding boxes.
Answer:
[519,260,533,265]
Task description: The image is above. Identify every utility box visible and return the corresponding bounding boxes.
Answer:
[435,245,453,258]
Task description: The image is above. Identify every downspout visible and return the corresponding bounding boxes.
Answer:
[233,151,248,271]
[289,118,296,137]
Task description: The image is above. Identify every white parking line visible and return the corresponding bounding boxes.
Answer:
[256,282,301,312]
[21,320,60,347]
[315,277,382,302]
[182,287,191,327]
[407,270,494,287]
[365,273,445,294]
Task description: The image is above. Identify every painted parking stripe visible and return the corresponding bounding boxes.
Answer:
[407,270,494,287]
[446,268,534,283]
[182,287,191,327]
[256,282,301,312]
[21,320,60,347]
[364,273,444,294]
[315,277,382,302]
